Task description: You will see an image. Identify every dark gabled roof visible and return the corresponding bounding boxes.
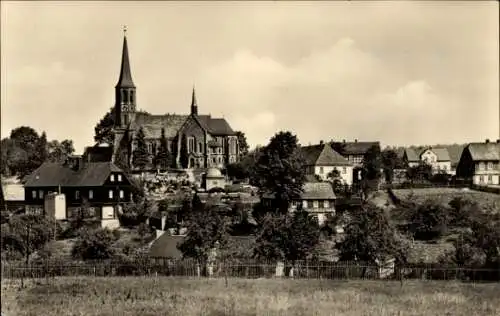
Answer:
[334,141,380,155]
[301,144,352,166]
[24,162,124,187]
[404,148,420,162]
[131,112,188,139]
[406,147,453,162]
[196,115,236,135]
[301,182,336,200]
[422,147,451,161]
[262,182,336,200]
[130,113,236,139]
[467,142,500,161]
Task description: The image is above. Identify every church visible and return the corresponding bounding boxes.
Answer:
[110,32,240,170]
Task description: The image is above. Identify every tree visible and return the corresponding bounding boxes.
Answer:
[254,131,306,213]
[177,200,229,267]
[72,227,120,260]
[360,145,383,198]
[327,169,343,193]
[236,131,249,157]
[94,108,116,146]
[338,204,409,265]
[32,131,48,167]
[225,162,249,180]
[1,214,57,263]
[381,149,403,184]
[47,139,75,163]
[254,211,320,265]
[154,128,171,170]
[410,199,451,240]
[1,138,13,175]
[8,126,41,177]
[132,128,149,170]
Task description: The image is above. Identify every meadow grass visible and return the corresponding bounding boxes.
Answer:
[2,277,500,316]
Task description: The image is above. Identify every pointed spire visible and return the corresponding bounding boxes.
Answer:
[116,26,135,88]
[191,85,198,115]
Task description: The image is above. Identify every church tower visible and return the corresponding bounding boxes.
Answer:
[115,27,136,128]
[190,85,198,115]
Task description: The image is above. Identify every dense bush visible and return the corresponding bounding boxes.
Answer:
[72,228,121,260]
[410,199,451,241]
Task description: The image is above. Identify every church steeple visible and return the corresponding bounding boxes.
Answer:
[191,85,198,115]
[116,27,135,89]
[115,26,136,128]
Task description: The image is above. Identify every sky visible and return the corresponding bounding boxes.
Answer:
[1,1,499,154]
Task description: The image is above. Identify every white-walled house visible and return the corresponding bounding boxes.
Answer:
[456,140,500,186]
[301,143,354,186]
[403,147,453,174]
[261,182,336,226]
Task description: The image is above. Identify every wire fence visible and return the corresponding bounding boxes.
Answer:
[2,259,499,283]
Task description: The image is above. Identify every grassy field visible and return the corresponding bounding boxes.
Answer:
[2,277,500,316]
[392,188,499,210]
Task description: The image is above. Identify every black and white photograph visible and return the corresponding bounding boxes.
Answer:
[1,1,499,315]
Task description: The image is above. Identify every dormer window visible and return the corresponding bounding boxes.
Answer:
[118,174,122,182]
[110,174,115,182]
[75,190,80,200]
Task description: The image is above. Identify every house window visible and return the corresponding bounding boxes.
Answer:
[32,190,37,199]
[343,167,347,174]
[319,167,324,174]
[307,201,314,208]
[487,162,493,170]
[75,190,80,200]
[479,176,484,183]
[198,142,203,153]
[109,190,114,199]
[479,162,485,170]
[188,137,195,153]
[117,174,122,182]
[89,190,94,200]
[488,175,493,184]
[313,200,318,208]
[110,174,115,182]
[119,190,124,199]
[38,190,44,199]
[323,200,330,208]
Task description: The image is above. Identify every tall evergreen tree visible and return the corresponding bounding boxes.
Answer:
[132,128,149,170]
[154,128,171,170]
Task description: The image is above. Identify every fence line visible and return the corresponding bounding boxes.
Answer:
[2,259,499,282]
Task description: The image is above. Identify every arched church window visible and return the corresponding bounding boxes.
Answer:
[130,90,134,104]
[121,90,127,103]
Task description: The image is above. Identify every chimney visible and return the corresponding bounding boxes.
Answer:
[497,139,500,143]
[319,140,324,145]
[485,139,490,143]
[343,139,346,143]
[354,139,358,143]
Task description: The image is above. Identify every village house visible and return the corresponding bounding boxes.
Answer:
[23,155,133,229]
[403,147,453,174]
[301,142,354,186]
[330,140,380,167]
[110,31,239,171]
[261,182,337,225]
[456,140,500,186]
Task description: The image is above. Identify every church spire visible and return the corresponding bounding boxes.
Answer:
[116,26,135,88]
[191,85,198,115]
